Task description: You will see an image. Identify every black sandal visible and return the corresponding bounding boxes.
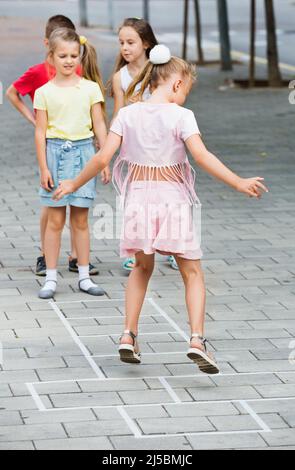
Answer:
[118,330,141,364]
[187,333,219,374]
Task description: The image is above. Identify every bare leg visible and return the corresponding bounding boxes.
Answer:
[69,207,78,259]
[44,207,67,269]
[70,225,78,259]
[40,206,49,255]
[174,255,206,350]
[120,251,155,349]
[69,206,90,266]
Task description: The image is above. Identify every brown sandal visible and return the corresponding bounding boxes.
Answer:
[118,330,141,364]
[187,333,219,374]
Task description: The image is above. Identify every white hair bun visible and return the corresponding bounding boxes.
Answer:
[149,45,171,65]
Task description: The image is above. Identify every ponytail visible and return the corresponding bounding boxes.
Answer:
[81,41,106,119]
[126,52,197,103]
[125,61,154,102]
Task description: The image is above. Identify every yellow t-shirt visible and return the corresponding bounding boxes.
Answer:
[33,78,104,141]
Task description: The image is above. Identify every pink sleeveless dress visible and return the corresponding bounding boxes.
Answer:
[110,102,203,260]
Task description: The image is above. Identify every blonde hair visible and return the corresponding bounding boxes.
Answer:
[107,17,158,97]
[126,56,197,102]
[48,28,106,117]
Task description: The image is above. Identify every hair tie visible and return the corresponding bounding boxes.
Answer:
[149,45,171,65]
[79,35,87,46]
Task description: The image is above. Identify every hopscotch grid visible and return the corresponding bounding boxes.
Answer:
[239,400,272,433]
[48,300,105,379]
[65,314,163,320]
[79,331,178,338]
[159,377,182,403]
[27,370,295,386]
[26,297,294,438]
[85,351,192,358]
[25,394,295,413]
[118,404,272,439]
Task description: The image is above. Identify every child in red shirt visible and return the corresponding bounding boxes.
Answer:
[6,15,98,277]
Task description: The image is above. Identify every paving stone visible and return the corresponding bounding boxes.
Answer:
[34,436,113,450]
[187,433,268,450]
[48,391,123,409]
[110,435,191,450]
[208,414,264,432]
[165,400,242,419]
[21,409,97,425]
[0,411,22,426]
[187,385,262,401]
[0,423,66,442]
[64,420,132,438]
[138,416,215,435]
[261,429,295,447]
[0,441,35,450]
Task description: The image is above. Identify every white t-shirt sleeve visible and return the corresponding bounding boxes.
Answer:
[110,109,123,136]
[179,109,201,141]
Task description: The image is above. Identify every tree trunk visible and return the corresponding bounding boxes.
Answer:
[264,0,282,86]
[249,0,256,87]
[194,0,204,64]
[143,0,149,22]
[217,0,232,71]
[182,0,189,60]
[79,0,88,27]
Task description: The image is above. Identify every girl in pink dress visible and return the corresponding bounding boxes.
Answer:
[54,45,268,374]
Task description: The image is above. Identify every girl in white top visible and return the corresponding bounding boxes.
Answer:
[53,45,269,374]
[109,18,157,115]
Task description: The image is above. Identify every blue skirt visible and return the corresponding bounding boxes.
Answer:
[39,138,97,208]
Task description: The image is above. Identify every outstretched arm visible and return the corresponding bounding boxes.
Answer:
[91,102,111,184]
[186,134,268,198]
[53,131,122,200]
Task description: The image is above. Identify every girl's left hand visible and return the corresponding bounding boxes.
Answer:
[53,180,75,201]
[236,177,269,198]
[101,166,111,185]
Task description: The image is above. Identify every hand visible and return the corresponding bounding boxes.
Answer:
[40,169,54,192]
[236,176,269,198]
[53,180,75,201]
[129,91,141,103]
[101,165,111,185]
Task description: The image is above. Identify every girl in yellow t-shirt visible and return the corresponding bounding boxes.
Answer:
[34,27,109,299]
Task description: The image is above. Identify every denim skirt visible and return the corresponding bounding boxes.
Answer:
[39,138,97,208]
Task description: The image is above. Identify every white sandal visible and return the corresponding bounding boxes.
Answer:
[187,333,219,374]
[118,330,141,364]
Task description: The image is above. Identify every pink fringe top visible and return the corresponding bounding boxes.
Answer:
[110,102,202,207]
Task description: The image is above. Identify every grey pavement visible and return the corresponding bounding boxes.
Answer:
[0,15,295,450]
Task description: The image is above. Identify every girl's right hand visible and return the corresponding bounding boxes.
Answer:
[40,169,54,192]
[236,177,269,198]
